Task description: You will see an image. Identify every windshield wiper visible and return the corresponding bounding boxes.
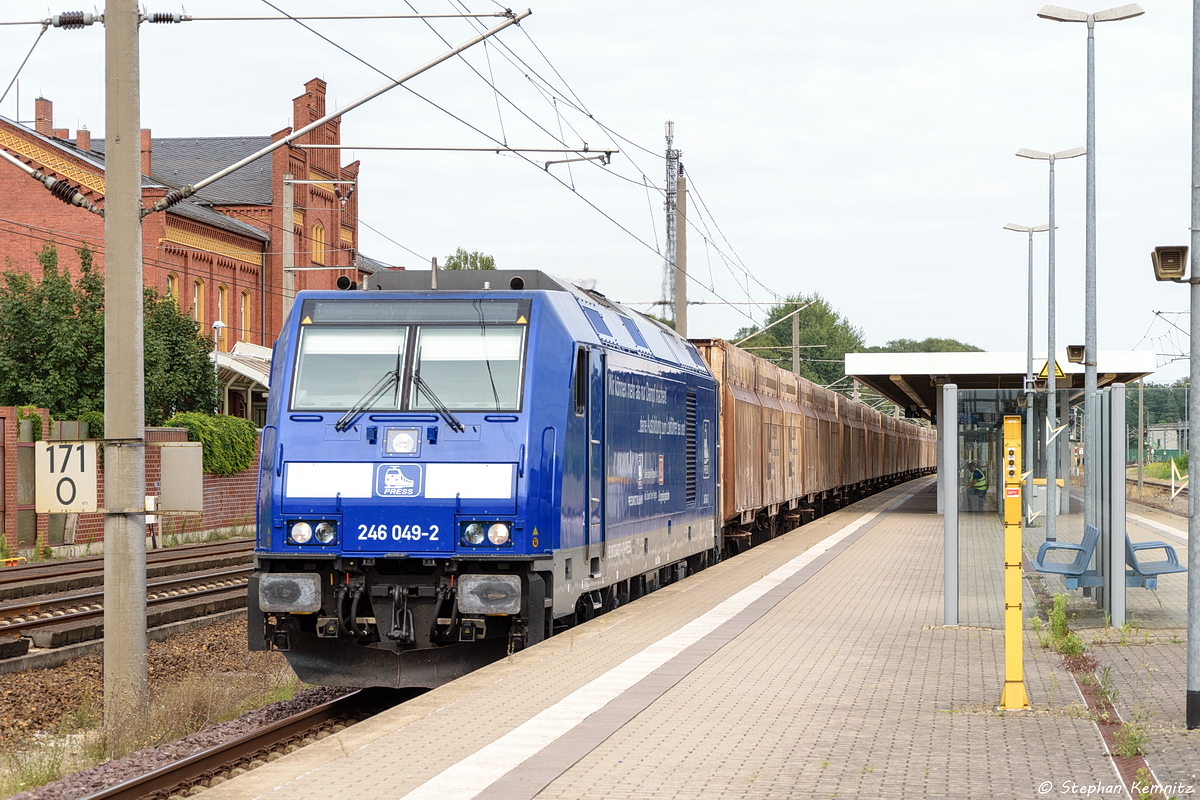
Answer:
[334,369,401,432]
[412,368,465,433]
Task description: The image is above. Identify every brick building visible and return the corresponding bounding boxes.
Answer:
[0,78,382,421]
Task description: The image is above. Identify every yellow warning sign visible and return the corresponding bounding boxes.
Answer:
[301,316,312,325]
[1037,360,1066,380]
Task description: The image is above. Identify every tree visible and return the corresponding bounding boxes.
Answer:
[0,241,217,423]
[0,242,104,417]
[733,293,865,386]
[144,288,219,425]
[864,337,983,353]
[443,247,496,270]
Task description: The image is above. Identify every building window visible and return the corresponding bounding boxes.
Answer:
[217,285,228,350]
[312,225,325,265]
[166,273,178,302]
[192,280,204,323]
[241,291,250,341]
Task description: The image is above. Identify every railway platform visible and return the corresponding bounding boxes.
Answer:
[203,476,1198,799]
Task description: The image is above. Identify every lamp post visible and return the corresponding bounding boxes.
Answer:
[212,320,226,413]
[1037,3,1144,531]
[1017,147,1085,542]
[1004,222,1050,524]
[1147,2,1199,733]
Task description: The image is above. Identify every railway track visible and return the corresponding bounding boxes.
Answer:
[80,689,410,800]
[0,539,254,661]
[0,538,253,593]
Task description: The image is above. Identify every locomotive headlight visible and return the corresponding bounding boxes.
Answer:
[384,428,421,455]
[314,521,337,544]
[463,522,486,545]
[289,521,313,544]
[487,522,511,545]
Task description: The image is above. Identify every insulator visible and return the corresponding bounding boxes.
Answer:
[149,12,182,23]
[159,188,185,209]
[51,11,92,29]
[48,179,81,205]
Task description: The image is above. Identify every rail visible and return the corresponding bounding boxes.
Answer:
[81,690,368,800]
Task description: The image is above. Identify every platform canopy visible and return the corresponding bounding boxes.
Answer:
[844,351,1157,421]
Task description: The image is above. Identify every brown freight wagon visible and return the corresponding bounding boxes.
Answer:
[691,339,936,552]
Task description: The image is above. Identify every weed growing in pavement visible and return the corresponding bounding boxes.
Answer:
[1096,666,1120,706]
[1113,715,1152,757]
[1030,615,1052,649]
[1132,767,1155,800]
[1060,651,1100,675]
[1046,671,1061,704]
[1058,631,1085,657]
[1049,593,1070,644]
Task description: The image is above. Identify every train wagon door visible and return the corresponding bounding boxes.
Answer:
[587,348,605,563]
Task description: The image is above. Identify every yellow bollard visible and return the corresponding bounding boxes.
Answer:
[999,414,1030,710]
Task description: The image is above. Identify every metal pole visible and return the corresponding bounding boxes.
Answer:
[674,169,688,338]
[1188,0,1200,730]
[1110,384,1127,625]
[1138,378,1144,495]
[943,383,958,626]
[1047,156,1058,543]
[103,0,148,732]
[792,313,800,376]
[283,173,294,320]
[1085,19,1099,532]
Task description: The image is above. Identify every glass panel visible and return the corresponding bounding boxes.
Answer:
[412,327,525,411]
[957,388,1088,627]
[292,327,407,410]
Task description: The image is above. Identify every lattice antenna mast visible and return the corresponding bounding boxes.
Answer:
[662,120,680,319]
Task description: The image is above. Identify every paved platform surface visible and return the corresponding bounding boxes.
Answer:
[204,478,1199,799]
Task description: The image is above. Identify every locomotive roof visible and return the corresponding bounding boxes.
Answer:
[356,269,709,375]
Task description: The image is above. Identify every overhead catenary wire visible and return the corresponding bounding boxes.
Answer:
[254,2,763,327]
[0,3,777,330]
[0,21,47,106]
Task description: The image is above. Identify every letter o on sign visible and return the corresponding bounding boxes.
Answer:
[56,477,77,506]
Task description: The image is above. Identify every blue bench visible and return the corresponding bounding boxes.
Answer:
[1126,534,1187,590]
[1032,524,1188,590]
[1033,525,1102,589]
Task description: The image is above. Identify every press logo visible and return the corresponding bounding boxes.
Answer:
[376,464,422,497]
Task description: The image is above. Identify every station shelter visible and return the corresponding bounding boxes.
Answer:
[845,351,1155,627]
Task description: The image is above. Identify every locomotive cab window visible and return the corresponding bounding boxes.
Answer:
[292,327,408,410]
[411,326,526,411]
[573,347,588,416]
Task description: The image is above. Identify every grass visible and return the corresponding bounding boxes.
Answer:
[159,519,253,549]
[0,661,301,795]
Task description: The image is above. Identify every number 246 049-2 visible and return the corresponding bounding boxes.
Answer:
[357,524,439,542]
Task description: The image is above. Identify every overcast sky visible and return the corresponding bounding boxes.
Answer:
[0,1,1193,381]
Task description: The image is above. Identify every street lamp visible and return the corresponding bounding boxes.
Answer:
[1004,222,1050,525]
[1149,243,1198,729]
[1017,146,1085,542]
[212,320,226,412]
[1037,3,1144,531]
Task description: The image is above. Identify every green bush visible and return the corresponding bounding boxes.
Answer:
[77,410,104,440]
[165,413,258,475]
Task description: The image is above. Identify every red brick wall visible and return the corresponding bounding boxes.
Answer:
[0,420,261,552]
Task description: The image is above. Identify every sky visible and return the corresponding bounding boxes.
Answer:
[0,1,1194,381]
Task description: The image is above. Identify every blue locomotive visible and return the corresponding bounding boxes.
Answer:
[248,270,720,688]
